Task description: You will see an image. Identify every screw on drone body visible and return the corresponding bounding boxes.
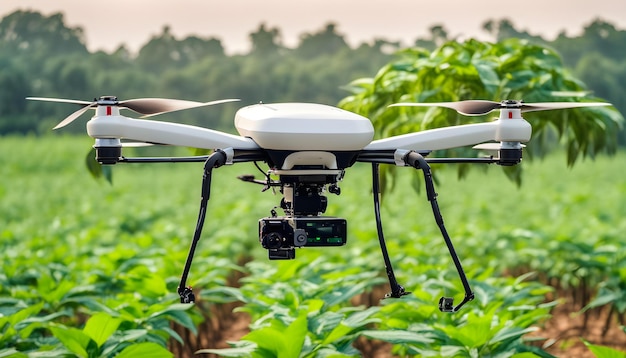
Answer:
[328,184,341,195]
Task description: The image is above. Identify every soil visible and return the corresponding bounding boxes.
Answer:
[529,298,626,357]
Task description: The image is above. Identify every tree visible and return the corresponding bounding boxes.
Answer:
[249,23,283,55]
[481,19,543,43]
[339,39,623,185]
[0,68,33,133]
[136,26,181,72]
[295,23,349,58]
[0,10,87,57]
[414,24,451,51]
[574,53,626,144]
[136,26,225,72]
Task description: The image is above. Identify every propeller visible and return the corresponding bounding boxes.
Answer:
[389,99,611,116]
[26,96,240,129]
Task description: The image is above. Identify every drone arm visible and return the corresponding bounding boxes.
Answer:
[365,119,531,151]
[403,151,474,312]
[87,115,259,150]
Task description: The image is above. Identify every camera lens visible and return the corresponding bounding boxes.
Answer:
[262,232,283,249]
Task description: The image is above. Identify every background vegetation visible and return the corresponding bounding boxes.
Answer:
[2,137,625,357]
[0,10,625,139]
[1,9,625,358]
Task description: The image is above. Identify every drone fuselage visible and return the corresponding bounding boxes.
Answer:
[234,103,376,171]
[234,103,374,151]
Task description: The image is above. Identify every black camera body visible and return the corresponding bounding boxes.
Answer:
[259,216,347,260]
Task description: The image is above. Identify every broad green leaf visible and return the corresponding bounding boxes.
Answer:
[490,326,537,345]
[17,309,72,332]
[582,291,623,312]
[512,352,553,358]
[83,312,122,348]
[117,329,150,342]
[147,303,197,334]
[306,298,325,314]
[309,311,344,336]
[49,325,92,358]
[200,286,247,303]
[158,325,185,345]
[284,311,307,358]
[116,342,173,358]
[38,278,74,303]
[322,282,369,307]
[442,312,492,348]
[0,348,27,358]
[8,303,44,326]
[360,329,434,344]
[241,327,287,356]
[196,341,258,357]
[582,340,626,358]
[85,148,112,184]
[322,323,353,345]
[342,306,380,328]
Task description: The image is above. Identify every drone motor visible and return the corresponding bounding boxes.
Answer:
[93,138,122,165]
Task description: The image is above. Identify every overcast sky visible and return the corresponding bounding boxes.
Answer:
[1,0,625,54]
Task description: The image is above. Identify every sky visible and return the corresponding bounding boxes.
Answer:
[1,0,625,54]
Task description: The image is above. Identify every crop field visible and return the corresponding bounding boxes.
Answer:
[1,135,625,357]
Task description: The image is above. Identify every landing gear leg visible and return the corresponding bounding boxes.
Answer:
[177,150,228,303]
[403,151,474,312]
[371,163,410,299]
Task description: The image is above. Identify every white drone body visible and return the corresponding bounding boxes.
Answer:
[27,95,611,309]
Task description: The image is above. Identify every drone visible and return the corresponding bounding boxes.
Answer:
[27,95,610,312]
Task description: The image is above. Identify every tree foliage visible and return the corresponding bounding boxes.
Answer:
[0,9,624,154]
[0,10,87,57]
[0,10,393,134]
[482,18,626,144]
[339,39,623,185]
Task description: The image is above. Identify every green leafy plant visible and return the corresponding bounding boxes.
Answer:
[583,339,626,358]
[3,136,626,356]
[339,38,623,187]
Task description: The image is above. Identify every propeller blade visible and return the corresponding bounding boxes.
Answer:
[520,102,611,113]
[26,97,93,106]
[53,102,97,129]
[390,100,501,116]
[391,100,612,116]
[28,96,241,130]
[120,98,240,118]
[27,96,99,129]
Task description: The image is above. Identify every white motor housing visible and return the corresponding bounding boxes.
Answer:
[234,103,374,151]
